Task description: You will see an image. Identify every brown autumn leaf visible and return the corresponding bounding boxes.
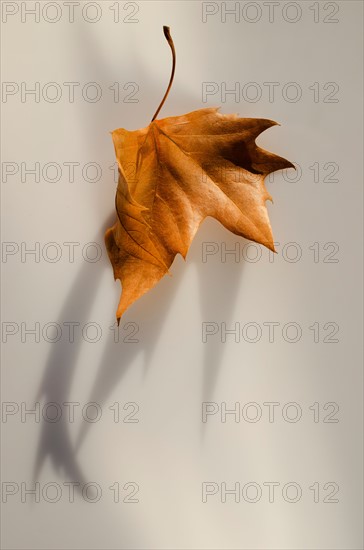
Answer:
[105,27,294,322]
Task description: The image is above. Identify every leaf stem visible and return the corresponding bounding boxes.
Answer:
[151,26,176,122]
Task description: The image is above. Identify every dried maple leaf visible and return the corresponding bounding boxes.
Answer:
[105,27,294,322]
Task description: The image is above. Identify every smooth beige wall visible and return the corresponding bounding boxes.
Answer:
[1,1,363,548]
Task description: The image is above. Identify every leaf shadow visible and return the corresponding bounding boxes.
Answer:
[34,21,246,483]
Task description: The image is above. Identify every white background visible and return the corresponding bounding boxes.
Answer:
[1,1,363,548]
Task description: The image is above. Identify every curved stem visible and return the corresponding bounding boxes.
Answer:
[151,26,176,122]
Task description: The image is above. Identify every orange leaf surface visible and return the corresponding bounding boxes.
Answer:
[105,28,293,322]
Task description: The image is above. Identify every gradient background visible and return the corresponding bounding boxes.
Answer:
[1,1,363,548]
